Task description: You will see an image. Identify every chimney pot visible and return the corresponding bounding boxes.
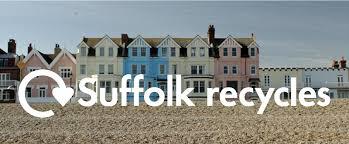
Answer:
[207,25,215,45]
[8,39,16,54]
[28,43,33,54]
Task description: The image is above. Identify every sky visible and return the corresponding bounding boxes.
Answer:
[0,1,349,67]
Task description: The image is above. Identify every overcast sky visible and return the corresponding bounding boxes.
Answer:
[0,1,348,67]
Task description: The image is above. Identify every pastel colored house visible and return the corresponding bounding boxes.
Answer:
[76,35,125,100]
[123,35,168,100]
[0,39,20,103]
[259,68,303,100]
[213,28,260,97]
[20,44,76,103]
[302,67,349,99]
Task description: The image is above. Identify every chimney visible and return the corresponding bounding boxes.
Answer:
[54,44,61,56]
[8,39,16,54]
[121,34,129,46]
[207,25,215,45]
[340,57,347,68]
[251,33,256,41]
[332,60,340,68]
[28,43,33,54]
[83,37,88,43]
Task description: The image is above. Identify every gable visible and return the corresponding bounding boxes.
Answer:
[157,35,181,48]
[186,35,209,48]
[94,35,119,48]
[218,35,242,48]
[127,35,152,48]
[25,52,48,69]
[49,49,77,69]
[23,49,50,68]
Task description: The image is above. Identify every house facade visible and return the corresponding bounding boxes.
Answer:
[75,25,261,100]
[214,33,259,97]
[259,62,349,99]
[76,35,124,101]
[21,44,76,103]
[259,68,304,100]
[0,39,20,103]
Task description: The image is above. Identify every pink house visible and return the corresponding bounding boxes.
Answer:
[20,44,76,103]
[211,26,259,96]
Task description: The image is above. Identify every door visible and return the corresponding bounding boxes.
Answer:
[226,81,238,90]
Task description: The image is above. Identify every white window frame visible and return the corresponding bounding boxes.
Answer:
[59,67,72,79]
[250,65,256,75]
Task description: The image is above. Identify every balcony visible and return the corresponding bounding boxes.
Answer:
[0,80,19,89]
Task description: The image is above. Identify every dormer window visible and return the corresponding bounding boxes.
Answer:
[99,47,105,56]
[81,47,87,56]
[132,48,137,56]
[200,47,205,57]
[170,47,176,57]
[191,47,196,57]
[232,48,237,56]
[223,48,228,56]
[250,48,256,56]
[161,47,167,57]
[141,47,146,56]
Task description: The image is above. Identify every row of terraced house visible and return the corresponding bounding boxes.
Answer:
[0,25,348,103]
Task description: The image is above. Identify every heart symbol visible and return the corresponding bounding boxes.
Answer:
[52,87,74,106]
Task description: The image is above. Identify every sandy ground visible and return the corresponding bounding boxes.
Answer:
[1,100,349,143]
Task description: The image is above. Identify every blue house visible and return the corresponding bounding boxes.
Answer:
[123,35,168,101]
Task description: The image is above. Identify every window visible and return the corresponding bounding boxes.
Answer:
[132,65,137,74]
[198,65,204,74]
[219,81,223,91]
[223,66,228,74]
[141,65,146,74]
[99,47,105,56]
[223,48,228,56]
[232,48,237,56]
[172,65,177,74]
[194,81,199,93]
[338,75,344,86]
[208,81,212,88]
[99,64,104,74]
[232,65,238,74]
[81,47,87,56]
[132,48,137,56]
[264,75,270,87]
[191,66,197,74]
[60,68,72,78]
[115,81,119,88]
[186,81,190,88]
[38,87,46,97]
[159,64,165,74]
[193,81,205,93]
[285,75,290,87]
[191,65,205,75]
[171,47,176,57]
[100,81,111,93]
[141,47,146,56]
[250,65,256,75]
[161,47,167,57]
[139,80,144,88]
[148,82,152,88]
[108,47,113,57]
[108,64,113,74]
[191,47,196,56]
[199,81,205,93]
[106,81,111,93]
[250,48,256,56]
[80,65,86,75]
[26,87,32,97]
[305,75,311,87]
[200,47,205,57]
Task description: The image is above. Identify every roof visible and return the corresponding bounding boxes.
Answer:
[0,48,6,54]
[38,51,54,64]
[82,36,255,48]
